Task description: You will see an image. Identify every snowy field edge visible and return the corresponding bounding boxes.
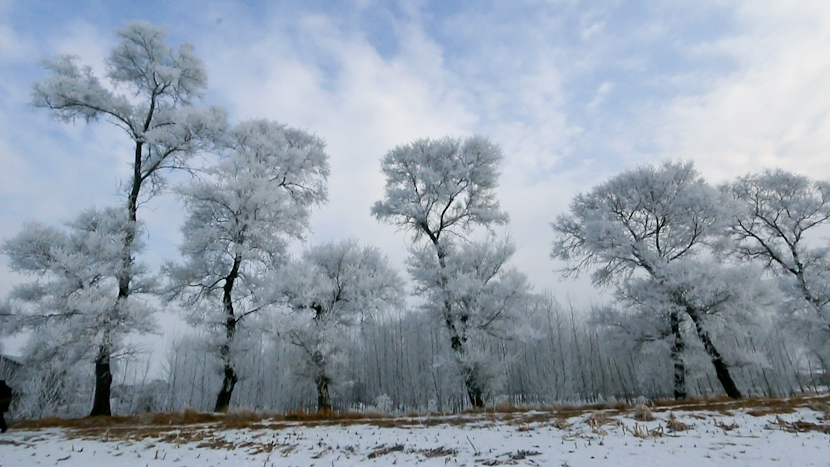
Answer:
[2,397,829,466]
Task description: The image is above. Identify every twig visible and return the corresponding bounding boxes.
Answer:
[466,436,480,455]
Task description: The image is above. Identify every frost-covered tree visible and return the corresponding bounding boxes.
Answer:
[276,240,404,410]
[552,160,751,399]
[408,236,534,405]
[31,22,226,415]
[724,170,830,365]
[165,119,329,412]
[3,208,156,414]
[12,324,93,418]
[372,135,533,408]
[599,260,771,396]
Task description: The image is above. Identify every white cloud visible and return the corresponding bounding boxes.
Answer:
[0,24,28,61]
[191,10,479,274]
[588,81,614,109]
[651,0,830,181]
[51,19,111,75]
[580,7,608,41]
[0,0,24,59]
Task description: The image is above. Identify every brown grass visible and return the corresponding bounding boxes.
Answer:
[807,400,830,419]
[651,393,830,415]
[766,415,830,434]
[585,411,611,427]
[666,412,690,432]
[746,406,795,417]
[10,392,830,436]
[282,407,371,421]
[493,399,520,412]
[419,446,458,458]
[367,444,404,458]
[714,419,739,432]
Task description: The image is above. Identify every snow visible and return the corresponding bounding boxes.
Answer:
[1,407,828,466]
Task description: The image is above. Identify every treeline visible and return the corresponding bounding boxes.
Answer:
[10,297,820,419]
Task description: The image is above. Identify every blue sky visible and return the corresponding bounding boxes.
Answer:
[2,0,830,354]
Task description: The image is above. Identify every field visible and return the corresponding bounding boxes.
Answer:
[1,395,829,466]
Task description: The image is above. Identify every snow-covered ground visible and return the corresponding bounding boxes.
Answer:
[1,406,828,466]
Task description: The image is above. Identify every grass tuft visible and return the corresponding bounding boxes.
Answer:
[633,404,655,421]
[666,412,690,432]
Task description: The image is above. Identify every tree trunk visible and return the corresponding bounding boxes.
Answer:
[670,311,687,400]
[214,253,242,413]
[686,308,742,399]
[90,223,134,417]
[90,345,113,416]
[429,238,483,409]
[90,142,144,417]
[316,375,331,412]
[214,329,238,412]
[214,362,237,413]
[464,370,485,409]
[313,351,331,411]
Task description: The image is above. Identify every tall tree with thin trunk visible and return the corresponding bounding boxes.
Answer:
[407,236,534,406]
[373,135,532,408]
[165,119,329,413]
[31,22,226,415]
[552,160,752,399]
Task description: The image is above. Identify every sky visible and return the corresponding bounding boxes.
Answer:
[2,0,830,355]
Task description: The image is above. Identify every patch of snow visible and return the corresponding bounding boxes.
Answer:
[0,408,827,466]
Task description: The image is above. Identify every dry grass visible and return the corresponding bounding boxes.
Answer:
[367,444,404,458]
[419,446,458,458]
[584,411,614,436]
[651,393,830,415]
[807,400,830,419]
[151,407,226,425]
[10,392,830,437]
[627,422,663,439]
[766,415,830,434]
[15,407,265,430]
[282,407,382,421]
[746,406,795,417]
[481,449,541,465]
[714,419,739,432]
[633,403,655,421]
[666,412,690,432]
[550,417,573,430]
[493,399,521,412]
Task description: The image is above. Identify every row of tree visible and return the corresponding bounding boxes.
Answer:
[8,293,818,419]
[2,22,829,418]
[553,161,830,401]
